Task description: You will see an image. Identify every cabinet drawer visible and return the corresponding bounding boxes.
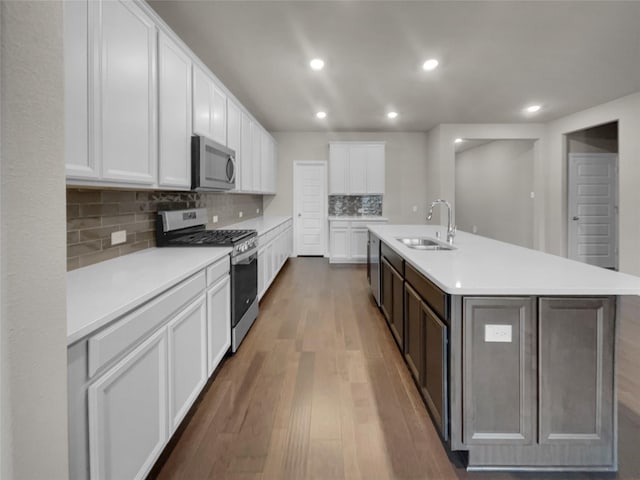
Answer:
[88,271,206,378]
[206,255,230,286]
[405,262,447,321]
[381,242,404,276]
[330,220,349,228]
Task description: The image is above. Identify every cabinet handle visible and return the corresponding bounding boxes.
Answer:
[572,216,580,221]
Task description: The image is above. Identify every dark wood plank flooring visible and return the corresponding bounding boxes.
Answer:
[156,258,640,480]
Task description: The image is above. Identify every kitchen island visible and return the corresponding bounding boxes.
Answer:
[367,224,640,472]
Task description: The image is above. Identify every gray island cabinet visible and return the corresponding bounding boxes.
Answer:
[369,224,639,472]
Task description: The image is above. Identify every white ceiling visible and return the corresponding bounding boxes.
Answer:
[148,1,640,132]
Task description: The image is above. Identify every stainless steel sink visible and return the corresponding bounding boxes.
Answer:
[396,237,456,251]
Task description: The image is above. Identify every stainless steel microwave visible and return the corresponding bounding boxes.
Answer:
[191,135,236,191]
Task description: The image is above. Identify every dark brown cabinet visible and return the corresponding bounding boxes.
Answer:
[381,256,404,348]
[403,263,449,439]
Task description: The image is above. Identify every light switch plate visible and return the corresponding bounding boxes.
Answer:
[484,324,512,343]
[239,211,243,218]
[212,215,218,223]
[111,230,126,246]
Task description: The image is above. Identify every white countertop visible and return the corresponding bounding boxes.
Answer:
[369,225,640,296]
[67,247,232,345]
[328,216,388,221]
[224,216,292,236]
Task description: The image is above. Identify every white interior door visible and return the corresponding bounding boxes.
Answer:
[568,153,618,269]
[294,161,327,256]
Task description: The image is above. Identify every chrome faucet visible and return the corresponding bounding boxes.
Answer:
[427,199,456,244]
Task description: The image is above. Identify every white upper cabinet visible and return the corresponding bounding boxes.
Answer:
[192,64,226,145]
[348,145,368,194]
[95,0,157,185]
[329,144,348,194]
[212,87,227,145]
[240,112,253,191]
[192,64,213,139]
[64,0,96,179]
[158,32,192,189]
[366,144,385,194]
[252,123,262,192]
[227,99,242,190]
[64,0,277,192]
[329,142,385,195]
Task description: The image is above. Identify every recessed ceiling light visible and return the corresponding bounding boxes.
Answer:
[422,59,439,71]
[454,138,463,144]
[525,105,541,113]
[387,111,398,119]
[316,111,327,119]
[310,58,325,71]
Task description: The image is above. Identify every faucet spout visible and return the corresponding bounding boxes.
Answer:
[426,199,456,244]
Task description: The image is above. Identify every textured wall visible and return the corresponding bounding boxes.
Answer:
[1,2,69,478]
[455,140,535,248]
[67,189,262,270]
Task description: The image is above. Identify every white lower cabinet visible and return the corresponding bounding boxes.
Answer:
[258,221,293,300]
[88,327,168,480]
[207,275,231,376]
[329,218,388,263]
[76,256,231,480]
[167,295,207,433]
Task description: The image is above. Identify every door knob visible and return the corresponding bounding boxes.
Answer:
[298,213,302,217]
[572,216,580,221]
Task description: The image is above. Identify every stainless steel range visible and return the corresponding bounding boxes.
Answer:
[156,208,258,352]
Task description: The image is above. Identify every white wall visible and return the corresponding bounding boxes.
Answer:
[1,2,69,478]
[264,131,432,224]
[544,92,640,275]
[455,140,535,248]
[424,123,547,249]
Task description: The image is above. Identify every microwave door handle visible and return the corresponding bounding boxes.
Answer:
[227,156,237,183]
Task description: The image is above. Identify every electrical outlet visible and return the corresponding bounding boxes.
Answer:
[412,205,417,212]
[530,191,535,199]
[472,225,478,234]
[239,211,243,218]
[256,208,260,214]
[484,324,512,343]
[111,230,126,246]
[212,215,218,223]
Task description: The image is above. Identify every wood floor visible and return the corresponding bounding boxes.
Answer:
[156,258,640,480]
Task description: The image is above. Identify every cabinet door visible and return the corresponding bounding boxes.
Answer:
[348,145,368,194]
[240,112,253,191]
[261,130,270,194]
[538,297,614,454]
[404,283,424,383]
[227,99,242,190]
[329,144,348,194]
[330,227,350,262]
[167,295,207,434]
[64,0,97,179]
[207,275,231,376]
[212,85,227,145]
[96,0,156,185]
[192,64,213,138]
[423,302,448,439]
[88,327,168,480]
[270,138,278,193]
[350,226,369,261]
[158,32,191,189]
[252,123,262,192]
[462,297,535,445]
[381,258,393,324]
[390,265,404,347]
[366,144,385,194]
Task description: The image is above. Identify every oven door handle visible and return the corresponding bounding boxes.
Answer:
[233,250,257,265]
